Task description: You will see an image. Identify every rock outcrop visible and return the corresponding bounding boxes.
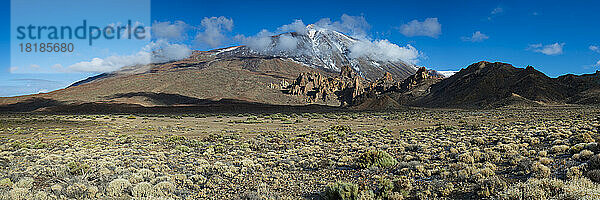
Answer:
[397,67,441,92]
[285,65,442,109]
[284,65,368,105]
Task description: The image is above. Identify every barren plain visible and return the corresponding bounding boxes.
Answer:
[1,107,600,199]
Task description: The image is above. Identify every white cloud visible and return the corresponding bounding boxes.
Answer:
[235,19,314,51]
[529,44,542,48]
[399,18,441,38]
[68,39,192,73]
[235,29,274,51]
[49,64,68,73]
[9,66,19,73]
[528,42,565,55]
[349,39,421,64]
[487,6,504,20]
[152,21,188,41]
[29,64,40,70]
[596,60,600,66]
[145,40,193,63]
[590,45,600,53]
[51,64,63,70]
[276,34,299,51]
[109,21,151,40]
[461,31,489,42]
[68,53,151,73]
[236,31,301,53]
[194,16,234,48]
[278,20,308,35]
[491,6,504,15]
[314,14,371,38]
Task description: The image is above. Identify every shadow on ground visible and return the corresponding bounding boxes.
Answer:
[0,92,341,114]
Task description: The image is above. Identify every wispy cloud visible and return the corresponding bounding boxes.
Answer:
[461,31,489,42]
[488,6,504,20]
[68,52,151,73]
[349,40,421,64]
[278,19,308,35]
[67,39,192,73]
[29,64,41,71]
[491,6,503,15]
[314,14,371,38]
[9,66,18,73]
[399,18,441,38]
[152,21,188,41]
[11,78,61,84]
[528,42,565,55]
[194,16,234,48]
[60,19,199,73]
[592,45,600,67]
[590,45,600,53]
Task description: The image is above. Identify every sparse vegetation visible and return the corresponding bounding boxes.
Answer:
[323,182,359,200]
[356,150,397,169]
[0,108,598,199]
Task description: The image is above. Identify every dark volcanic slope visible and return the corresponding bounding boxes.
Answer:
[557,71,600,104]
[415,61,572,108]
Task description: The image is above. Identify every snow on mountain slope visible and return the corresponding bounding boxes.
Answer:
[436,71,458,78]
[219,24,418,81]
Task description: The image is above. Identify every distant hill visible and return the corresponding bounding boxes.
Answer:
[414,61,600,108]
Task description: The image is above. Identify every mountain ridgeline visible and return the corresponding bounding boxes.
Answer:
[1,26,600,112]
[220,24,418,81]
[415,61,600,108]
[278,60,600,109]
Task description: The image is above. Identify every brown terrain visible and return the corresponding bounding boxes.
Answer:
[1,48,600,199]
[1,49,600,114]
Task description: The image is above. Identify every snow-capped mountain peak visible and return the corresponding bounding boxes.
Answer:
[220,25,418,81]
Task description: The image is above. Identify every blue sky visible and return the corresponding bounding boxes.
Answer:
[1,0,600,97]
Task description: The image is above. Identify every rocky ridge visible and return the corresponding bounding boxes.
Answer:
[283,65,442,109]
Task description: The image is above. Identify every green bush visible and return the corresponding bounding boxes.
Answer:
[356,150,397,169]
[329,125,352,133]
[377,178,394,198]
[588,154,600,170]
[586,169,600,182]
[175,145,191,153]
[67,161,90,175]
[166,135,186,144]
[322,125,352,143]
[323,182,359,200]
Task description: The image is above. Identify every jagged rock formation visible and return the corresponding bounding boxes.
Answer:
[351,67,442,109]
[397,67,443,92]
[284,65,442,109]
[284,65,368,106]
